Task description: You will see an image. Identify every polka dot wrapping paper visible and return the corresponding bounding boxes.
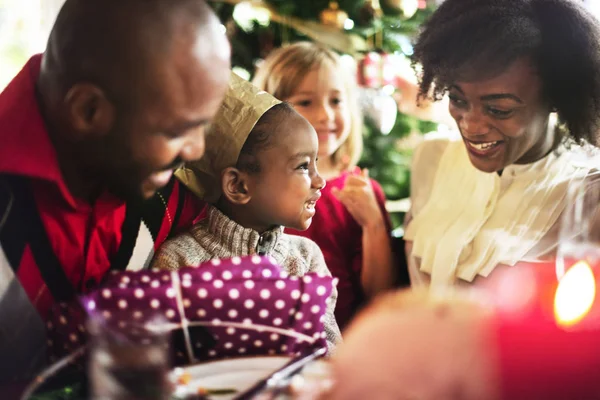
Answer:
[47,255,335,365]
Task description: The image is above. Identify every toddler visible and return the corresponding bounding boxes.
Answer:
[253,42,395,329]
[152,73,342,347]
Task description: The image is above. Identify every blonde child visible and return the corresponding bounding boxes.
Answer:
[253,42,395,330]
[152,73,342,347]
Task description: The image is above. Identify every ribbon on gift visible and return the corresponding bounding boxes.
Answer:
[47,255,337,365]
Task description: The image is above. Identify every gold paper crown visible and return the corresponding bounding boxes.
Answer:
[175,72,281,203]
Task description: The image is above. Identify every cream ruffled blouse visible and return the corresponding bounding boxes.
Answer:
[405,138,599,291]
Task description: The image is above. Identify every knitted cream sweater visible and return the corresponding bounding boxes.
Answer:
[152,206,342,347]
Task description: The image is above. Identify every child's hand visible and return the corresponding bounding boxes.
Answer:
[331,169,384,229]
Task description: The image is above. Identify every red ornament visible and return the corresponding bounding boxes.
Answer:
[358,52,381,88]
[357,52,398,89]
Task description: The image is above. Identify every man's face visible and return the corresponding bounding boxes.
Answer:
[97,22,231,202]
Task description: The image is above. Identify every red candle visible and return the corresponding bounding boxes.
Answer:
[490,260,600,399]
[491,260,600,328]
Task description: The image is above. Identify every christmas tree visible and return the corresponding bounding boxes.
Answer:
[209,0,440,228]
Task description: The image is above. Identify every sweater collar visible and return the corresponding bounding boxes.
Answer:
[204,205,286,262]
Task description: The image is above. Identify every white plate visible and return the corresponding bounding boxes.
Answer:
[174,356,330,399]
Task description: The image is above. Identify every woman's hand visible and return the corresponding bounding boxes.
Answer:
[331,169,384,229]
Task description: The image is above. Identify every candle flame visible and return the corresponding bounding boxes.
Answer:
[554,260,596,327]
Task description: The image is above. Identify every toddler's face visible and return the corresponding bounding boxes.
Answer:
[286,62,351,161]
[246,112,325,231]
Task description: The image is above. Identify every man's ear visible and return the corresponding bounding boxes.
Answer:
[221,167,252,205]
[64,83,115,138]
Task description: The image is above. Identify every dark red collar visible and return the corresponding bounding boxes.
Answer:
[0,54,109,209]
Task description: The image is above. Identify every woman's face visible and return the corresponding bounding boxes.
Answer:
[448,57,553,173]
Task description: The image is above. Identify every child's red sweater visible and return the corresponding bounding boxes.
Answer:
[286,171,391,330]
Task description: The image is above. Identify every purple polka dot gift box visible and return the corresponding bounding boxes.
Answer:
[47,255,336,365]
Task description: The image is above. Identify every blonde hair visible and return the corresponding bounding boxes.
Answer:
[252,42,363,169]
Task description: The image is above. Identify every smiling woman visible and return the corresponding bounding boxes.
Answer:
[403,0,600,292]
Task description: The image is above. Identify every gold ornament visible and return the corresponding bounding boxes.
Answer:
[358,0,383,25]
[320,2,349,29]
[367,0,383,14]
[211,0,368,54]
[385,0,419,19]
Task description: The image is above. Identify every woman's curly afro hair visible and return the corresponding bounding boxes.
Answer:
[412,0,600,146]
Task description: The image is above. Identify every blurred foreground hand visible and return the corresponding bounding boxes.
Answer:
[328,290,501,400]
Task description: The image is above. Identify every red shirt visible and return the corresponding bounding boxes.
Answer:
[286,170,391,329]
[0,55,205,318]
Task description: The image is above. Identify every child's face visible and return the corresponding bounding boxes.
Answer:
[285,63,352,161]
[246,112,325,232]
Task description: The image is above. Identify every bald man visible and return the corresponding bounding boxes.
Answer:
[0,0,230,381]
